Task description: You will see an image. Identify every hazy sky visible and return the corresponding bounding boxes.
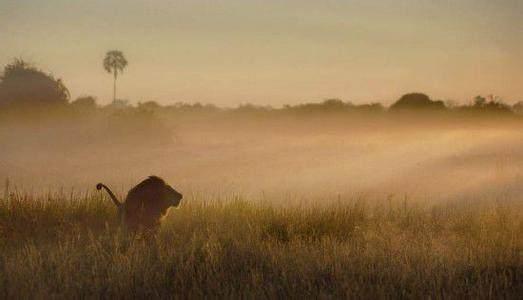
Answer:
[1,0,522,106]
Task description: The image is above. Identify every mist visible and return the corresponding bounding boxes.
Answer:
[2,110,522,206]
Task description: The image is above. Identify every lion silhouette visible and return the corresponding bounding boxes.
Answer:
[96,176,183,232]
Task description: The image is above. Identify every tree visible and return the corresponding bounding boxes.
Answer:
[71,95,97,110]
[473,95,487,107]
[138,100,161,111]
[513,101,523,114]
[322,98,351,110]
[471,95,511,113]
[0,59,69,107]
[103,50,128,103]
[390,93,445,111]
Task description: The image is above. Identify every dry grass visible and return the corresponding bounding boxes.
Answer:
[0,192,521,299]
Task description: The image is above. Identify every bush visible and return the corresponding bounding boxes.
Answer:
[0,59,69,108]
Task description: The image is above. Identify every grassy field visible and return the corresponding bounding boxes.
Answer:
[0,191,521,299]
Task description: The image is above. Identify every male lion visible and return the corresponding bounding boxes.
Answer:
[96,176,183,232]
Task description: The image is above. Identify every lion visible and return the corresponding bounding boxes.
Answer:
[96,176,183,232]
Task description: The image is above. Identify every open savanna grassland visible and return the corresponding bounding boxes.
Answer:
[0,191,521,299]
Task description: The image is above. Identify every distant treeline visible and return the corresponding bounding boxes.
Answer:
[1,58,522,116]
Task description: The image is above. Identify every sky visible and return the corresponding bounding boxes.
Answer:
[1,0,522,106]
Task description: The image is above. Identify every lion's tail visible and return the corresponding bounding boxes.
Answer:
[96,183,122,208]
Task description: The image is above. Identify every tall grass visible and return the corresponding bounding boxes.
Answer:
[0,192,521,298]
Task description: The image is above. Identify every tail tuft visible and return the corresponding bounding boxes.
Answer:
[96,182,122,207]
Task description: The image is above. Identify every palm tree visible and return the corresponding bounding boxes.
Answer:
[103,50,128,103]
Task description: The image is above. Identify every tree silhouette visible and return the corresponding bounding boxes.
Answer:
[470,95,511,113]
[390,93,445,111]
[0,58,69,107]
[103,50,128,103]
[71,95,97,110]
